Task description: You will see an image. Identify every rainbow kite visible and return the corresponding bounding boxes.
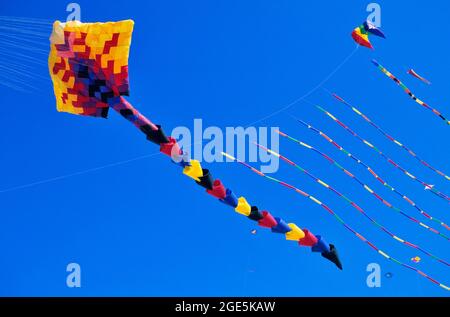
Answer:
[351,21,385,49]
[372,60,450,125]
[331,94,449,182]
[316,105,450,203]
[48,20,341,269]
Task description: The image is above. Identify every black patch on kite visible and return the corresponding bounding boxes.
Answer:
[248,206,264,221]
[119,108,134,117]
[100,107,109,118]
[146,125,170,145]
[140,125,153,136]
[88,79,107,97]
[321,244,343,270]
[100,91,115,103]
[77,65,89,78]
[196,169,214,190]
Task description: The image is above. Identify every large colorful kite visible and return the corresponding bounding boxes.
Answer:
[331,94,449,182]
[351,21,385,49]
[372,60,450,125]
[48,20,341,269]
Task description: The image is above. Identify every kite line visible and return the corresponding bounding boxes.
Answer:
[0,152,162,194]
[244,45,359,128]
[222,151,450,291]
[1,33,360,194]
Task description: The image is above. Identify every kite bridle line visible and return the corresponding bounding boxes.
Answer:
[2,36,360,198]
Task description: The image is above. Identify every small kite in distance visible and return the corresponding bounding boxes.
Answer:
[351,21,385,49]
[408,69,431,85]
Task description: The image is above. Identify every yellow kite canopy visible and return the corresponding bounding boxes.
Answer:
[48,20,134,118]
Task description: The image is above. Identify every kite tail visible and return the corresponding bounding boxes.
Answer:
[331,93,450,182]
[222,152,450,291]
[254,142,450,267]
[316,105,450,203]
[111,97,159,132]
[276,130,450,235]
[294,120,450,227]
[372,60,450,126]
[109,96,342,269]
[407,69,431,85]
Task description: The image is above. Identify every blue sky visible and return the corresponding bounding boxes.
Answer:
[0,0,449,296]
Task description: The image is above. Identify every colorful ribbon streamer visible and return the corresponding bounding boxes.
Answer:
[372,60,450,125]
[277,129,450,235]
[222,152,450,291]
[407,69,431,85]
[112,97,340,263]
[295,119,449,223]
[331,93,449,182]
[48,20,341,270]
[316,105,450,203]
[254,142,450,267]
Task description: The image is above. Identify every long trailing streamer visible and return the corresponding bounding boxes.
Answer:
[316,105,450,203]
[331,93,450,182]
[294,119,448,220]
[254,142,450,266]
[372,59,450,125]
[222,151,450,291]
[276,130,450,235]
[407,69,431,85]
